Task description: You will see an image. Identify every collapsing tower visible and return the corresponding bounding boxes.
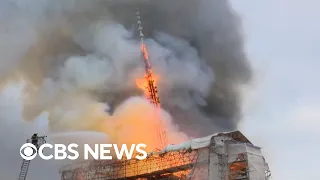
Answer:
[60,131,271,180]
[135,8,167,149]
[59,10,271,180]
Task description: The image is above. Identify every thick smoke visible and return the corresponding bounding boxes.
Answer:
[0,0,251,137]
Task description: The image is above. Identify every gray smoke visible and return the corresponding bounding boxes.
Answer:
[0,0,251,137]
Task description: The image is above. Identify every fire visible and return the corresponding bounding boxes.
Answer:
[136,42,169,149]
[136,43,158,100]
[135,74,160,99]
[105,97,187,152]
[106,97,164,152]
[141,43,151,64]
[53,39,186,154]
[135,73,166,150]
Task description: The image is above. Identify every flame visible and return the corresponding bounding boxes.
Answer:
[135,74,160,99]
[52,40,186,154]
[103,97,186,152]
[136,43,157,99]
[141,43,151,65]
[55,96,186,153]
[136,42,169,149]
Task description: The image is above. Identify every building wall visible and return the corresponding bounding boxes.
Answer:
[60,134,270,180]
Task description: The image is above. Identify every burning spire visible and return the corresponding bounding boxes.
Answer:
[135,8,167,149]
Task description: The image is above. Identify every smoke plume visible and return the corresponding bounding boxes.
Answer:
[0,0,251,138]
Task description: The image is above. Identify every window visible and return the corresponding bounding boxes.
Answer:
[228,153,249,180]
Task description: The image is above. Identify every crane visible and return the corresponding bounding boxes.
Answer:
[18,134,47,180]
[135,8,168,149]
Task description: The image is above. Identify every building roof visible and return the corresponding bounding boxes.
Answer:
[156,130,252,155]
[216,130,252,144]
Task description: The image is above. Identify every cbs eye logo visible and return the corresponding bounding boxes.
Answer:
[20,143,37,160]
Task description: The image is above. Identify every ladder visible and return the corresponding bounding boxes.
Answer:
[18,135,47,180]
[18,160,30,180]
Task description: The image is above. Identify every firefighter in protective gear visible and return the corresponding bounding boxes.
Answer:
[31,133,38,147]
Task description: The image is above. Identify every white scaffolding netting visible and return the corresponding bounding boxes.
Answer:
[159,134,215,153]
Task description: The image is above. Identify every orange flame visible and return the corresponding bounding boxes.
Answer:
[136,42,168,148]
[135,43,160,104]
[135,74,159,98]
[141,43,150,61]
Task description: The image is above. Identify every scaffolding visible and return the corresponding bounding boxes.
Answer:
[59,131,271,180]
[60,150,200,180]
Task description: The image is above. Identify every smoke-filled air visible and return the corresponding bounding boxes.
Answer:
[0,0,251,150]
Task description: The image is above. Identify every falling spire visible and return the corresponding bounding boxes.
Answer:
[135,8,167,149]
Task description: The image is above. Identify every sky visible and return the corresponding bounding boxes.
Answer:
[0,0,319,179]
[231,0,320,179]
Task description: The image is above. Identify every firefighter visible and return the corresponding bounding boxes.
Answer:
[31,133,39,147]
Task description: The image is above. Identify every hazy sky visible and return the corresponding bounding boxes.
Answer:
[0,0,319,179]
[231,0,320,179]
